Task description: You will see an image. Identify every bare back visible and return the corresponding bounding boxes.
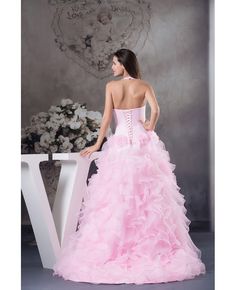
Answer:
[110,79,149,110]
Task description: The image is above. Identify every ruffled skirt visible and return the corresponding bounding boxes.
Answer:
[52,130,206,284]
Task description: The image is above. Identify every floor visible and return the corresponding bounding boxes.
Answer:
[21,231,214,290]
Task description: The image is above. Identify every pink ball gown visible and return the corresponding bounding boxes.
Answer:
[52,103,206,284]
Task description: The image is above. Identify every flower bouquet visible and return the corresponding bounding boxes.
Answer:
[21,98,111,154]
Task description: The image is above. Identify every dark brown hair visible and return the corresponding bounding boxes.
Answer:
[113,48,141,79]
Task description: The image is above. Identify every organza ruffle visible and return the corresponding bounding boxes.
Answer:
[53,130,206,284]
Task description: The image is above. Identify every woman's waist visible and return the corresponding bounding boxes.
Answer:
[105,125,157,149]
[114,122,147,136]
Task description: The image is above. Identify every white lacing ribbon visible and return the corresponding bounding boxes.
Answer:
[123,110,133,144]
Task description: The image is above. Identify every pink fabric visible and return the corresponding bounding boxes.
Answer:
[52,105,206,284]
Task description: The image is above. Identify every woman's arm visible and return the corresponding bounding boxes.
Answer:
[80,82,113,157]
[143,84,160,131]
[95,82,113,148]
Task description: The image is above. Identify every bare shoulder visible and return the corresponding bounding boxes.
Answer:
[137,79,154,92]
[105,80,116,88]
[107,79,148,85]
[106,79,126,90]
[105,81,117,94]
[138,79,150,86]
[106,79,152,91]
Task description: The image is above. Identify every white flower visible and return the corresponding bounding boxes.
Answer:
[34,142,43,153]
[90,129,99,139]
[67,115,77,124]
[68,132,77,139]
[49,131,56,140]
[72,102,79,109]
[49,145,58,153]
[84,127,93,141]
[87,110,102,122]
[51,112,64,121]
[61,98,73,107]
[58,135,66,142]
[86,133,92,141]
[34,123,47,135]
[30,112,49,125]
[30,114,40,125]
[27,124,38,134]
[74,107,87,119]
[74,137,86,149]
[49,105,62,113]
[46,120,60,131]
[58,136,73,152]
[69,120,82,130]
[40,132,51,148]
[38,112,49,119]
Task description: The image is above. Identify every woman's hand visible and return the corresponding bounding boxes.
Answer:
[140,119,154,131]
[80,144,100,158]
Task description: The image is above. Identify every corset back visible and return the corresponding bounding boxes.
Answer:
[112,105,146,144]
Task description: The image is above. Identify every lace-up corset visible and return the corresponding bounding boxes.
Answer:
[113,105,146,144]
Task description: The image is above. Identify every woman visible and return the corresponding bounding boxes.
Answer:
[53,48,206,284]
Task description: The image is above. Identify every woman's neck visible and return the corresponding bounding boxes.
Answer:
[122,75,134,80]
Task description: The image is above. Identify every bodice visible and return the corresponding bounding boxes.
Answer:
[112,105,146,144]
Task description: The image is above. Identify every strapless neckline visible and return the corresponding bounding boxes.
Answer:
[113,104,146,111]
